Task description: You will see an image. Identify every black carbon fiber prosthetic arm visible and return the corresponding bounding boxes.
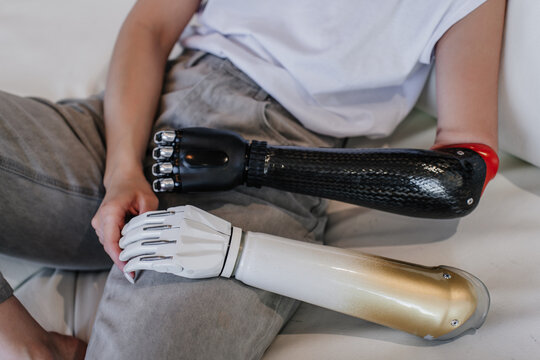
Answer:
[246,141,486,218]
[153,128,488,219]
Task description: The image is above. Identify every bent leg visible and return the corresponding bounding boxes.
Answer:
[89,199,326,359]
[0,91,111,287]
[87,52,338,359]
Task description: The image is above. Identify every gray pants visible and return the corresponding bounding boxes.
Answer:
[0,51,341,359]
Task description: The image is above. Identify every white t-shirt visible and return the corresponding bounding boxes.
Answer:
[181,0,487,138]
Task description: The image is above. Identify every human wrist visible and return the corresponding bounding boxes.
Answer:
[103,157,145,190]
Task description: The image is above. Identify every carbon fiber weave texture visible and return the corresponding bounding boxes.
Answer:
[246,145,486,219]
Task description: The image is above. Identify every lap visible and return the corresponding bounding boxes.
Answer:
[0,51,337,359]
[89,198,323,360]
[87,52,335,359]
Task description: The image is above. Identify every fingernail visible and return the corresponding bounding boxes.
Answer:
[124,272,135,284]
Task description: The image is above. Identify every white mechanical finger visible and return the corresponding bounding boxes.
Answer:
[121,205,232,241]
[124,271,138,284]
[124,255,184,276]
[120,224,183,249]
[122,210,176,235]
[119,238,178,262]
[123,237,230,279]
[123,257,156,274]
[121,207,187,236]
[121,217,231,250]
[120,225,166,249]
[119,243,152,262]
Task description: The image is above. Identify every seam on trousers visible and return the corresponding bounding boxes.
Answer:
[0,156,103,200]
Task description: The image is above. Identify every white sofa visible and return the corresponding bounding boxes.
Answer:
[1,1,539,358]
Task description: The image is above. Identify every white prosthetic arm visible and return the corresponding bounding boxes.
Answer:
[119,205,490,341]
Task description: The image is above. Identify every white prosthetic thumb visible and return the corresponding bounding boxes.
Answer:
[120,205,489,341]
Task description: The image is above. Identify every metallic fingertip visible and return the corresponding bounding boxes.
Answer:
[152,162,174,176]
[154,131,177,145]
[152,146,174,161]
[153,178,175,192]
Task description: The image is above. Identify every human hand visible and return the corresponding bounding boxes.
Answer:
[91,168,158,271]
[0,296,86,360]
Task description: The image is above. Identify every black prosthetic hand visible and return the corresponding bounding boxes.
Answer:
[152,127,492,219]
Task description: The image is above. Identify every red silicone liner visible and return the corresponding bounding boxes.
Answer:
[435,143,499,193]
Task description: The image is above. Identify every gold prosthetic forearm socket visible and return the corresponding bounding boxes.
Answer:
[337,257,488,339]
[234,233,490,340]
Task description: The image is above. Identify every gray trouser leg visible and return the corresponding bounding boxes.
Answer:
[0,91,111,303]
[0,51,339,359]
[87,52,340,360]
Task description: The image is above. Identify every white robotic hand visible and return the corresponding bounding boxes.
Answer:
[120,205,490,341]
[119,205,242,281]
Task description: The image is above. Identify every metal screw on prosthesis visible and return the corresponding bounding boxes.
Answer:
[433,266,491,341]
